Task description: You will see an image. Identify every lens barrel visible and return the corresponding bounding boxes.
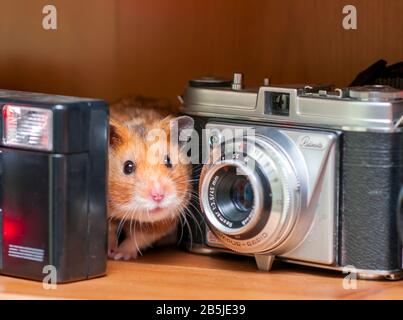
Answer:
[200,135,301,254]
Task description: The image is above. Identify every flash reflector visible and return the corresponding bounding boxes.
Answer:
[3,105,53,151]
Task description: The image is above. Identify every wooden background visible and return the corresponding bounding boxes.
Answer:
[0,0,402,103]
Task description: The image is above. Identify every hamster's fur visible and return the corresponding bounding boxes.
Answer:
[108,97,194,260]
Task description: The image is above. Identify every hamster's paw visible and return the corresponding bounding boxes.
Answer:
[108,248,118,259]
[108,242,118,258]
[109,239,139,261]
[108,240,119,259]
[110,250,138,261]
[108,223,119,259]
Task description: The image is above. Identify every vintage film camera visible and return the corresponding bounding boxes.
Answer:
[181,74,403,280]
[0,90,108,283]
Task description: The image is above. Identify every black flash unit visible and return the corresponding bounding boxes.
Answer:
[0,90,108,283]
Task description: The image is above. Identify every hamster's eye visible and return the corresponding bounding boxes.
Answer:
[164,155,173,168]
[123,160,136,175]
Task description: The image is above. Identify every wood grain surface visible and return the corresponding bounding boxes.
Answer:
[0,248,402,300]
[0,0,401,102]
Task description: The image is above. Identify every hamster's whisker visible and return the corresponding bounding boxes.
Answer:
[182,205,204,239]
[187,191,201,200]
[129,209,139,255]
[116,210,131,241]
[146,207,151,221]
[186,196,201,206]
[172,176,199,183]
[177,214,185,245]
[115,204,143,257]
[144,208,156,245]
[179,210,193,249]
[134,217,143,256]
[191,166,203,175]
[186,200,203,218]
[173,178,199,186]
[183,201,205,241]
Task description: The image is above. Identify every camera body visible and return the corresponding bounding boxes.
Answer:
[181,74,403,280]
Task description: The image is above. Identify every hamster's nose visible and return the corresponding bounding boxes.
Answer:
[150,183,165,203]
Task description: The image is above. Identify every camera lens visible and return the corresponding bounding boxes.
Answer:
[230,176,254,213]
[200,134,302,254]
[202,161,264,235]
[214,166,256,224]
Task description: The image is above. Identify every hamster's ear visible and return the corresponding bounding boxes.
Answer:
[109,118,127,149]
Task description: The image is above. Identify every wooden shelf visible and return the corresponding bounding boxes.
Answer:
[0,248,402,300]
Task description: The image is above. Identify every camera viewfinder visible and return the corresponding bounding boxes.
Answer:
[265,92,290,116]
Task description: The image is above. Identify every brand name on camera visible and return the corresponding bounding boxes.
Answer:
[298,136,326,150]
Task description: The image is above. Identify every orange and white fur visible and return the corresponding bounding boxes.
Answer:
[108,97,194,260]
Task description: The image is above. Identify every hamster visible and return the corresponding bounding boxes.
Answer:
[107,97,195,260]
